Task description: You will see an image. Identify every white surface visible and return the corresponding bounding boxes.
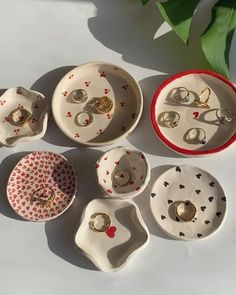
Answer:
[0,0,236,294]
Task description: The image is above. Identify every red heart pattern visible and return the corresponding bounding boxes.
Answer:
[105,226,117,238]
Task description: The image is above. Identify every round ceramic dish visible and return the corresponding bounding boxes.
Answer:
[95,146,150,199]
[151,70,236,156]
[0,87,48,147]
[150,165,227,240]
[52,62,143,146]
[75,198,149,272]
[7,151,77,222]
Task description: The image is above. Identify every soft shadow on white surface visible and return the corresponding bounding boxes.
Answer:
[45,148,104,270]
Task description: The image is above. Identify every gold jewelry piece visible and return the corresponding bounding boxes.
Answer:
[172,87,190,103]
[186,127,206,144]
[30,187,55,207]
[8,108,32,127]
[176,200,196,222]
[216,108,233,125]
[112,169,130,187]
[95,96,113,114]
[194,87,211,108]
[71,89,88,103]
[75,111,93,127]
[159,111,180,128]
[89,212,111,232]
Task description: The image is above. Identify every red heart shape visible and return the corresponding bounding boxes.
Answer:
[105,226,117,238]
[193,111,199,119]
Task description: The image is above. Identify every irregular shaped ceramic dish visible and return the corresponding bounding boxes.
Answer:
[7,151,77,222]
[150,165,227,240]
[52,62,143,146]
[0,87,48,146]
[75,198,149,272]
[151,70,236,156]
[95,146,150,199]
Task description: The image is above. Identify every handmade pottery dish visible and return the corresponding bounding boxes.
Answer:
[151,70,236,156]
[0,87,48,146]
[75,198,149,272]
[52,62,143,146]
[95,146,150,199]
[7,151,77,222]
[150,165,227,240]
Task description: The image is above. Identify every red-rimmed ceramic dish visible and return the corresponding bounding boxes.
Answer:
[7,151,77,222]
[151,70,236,156]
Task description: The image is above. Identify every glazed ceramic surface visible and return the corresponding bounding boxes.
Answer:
[0,87,48,146]
[151,70,236,156]
[96,146,150,199]
[7,151,77,222]
[150,165,227,240]
[52,62,143,146]
[75,198,149,272]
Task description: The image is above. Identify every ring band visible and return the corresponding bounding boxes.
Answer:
[172,87,190,103]
[159,111,180,128]
[216,108,233,125]
[30,187,55,207]
[75,111,93,127]
[89,212,111,232]
[71,89,88,103]
[186,127,206,144]
[194,87,211,108]
[95,96,113,114]
[112,169,130,187]
[8,108,32,127]
[176,200,196,222]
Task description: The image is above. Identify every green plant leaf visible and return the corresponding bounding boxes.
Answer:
[201,0,236,79]
[156,0,201,44]
[141,0,150,5]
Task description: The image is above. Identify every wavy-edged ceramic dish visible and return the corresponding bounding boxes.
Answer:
[75,198,149,272]
[7,151,77,222]
[150,165,227,240]
[52,62,143,146]
[0,87,48,146]
[151,70,236,156]
[95,146,150,199]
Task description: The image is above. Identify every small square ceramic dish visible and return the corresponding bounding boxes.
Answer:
[151,70,236,156]
[75,198,149,272]
[0,87,48,146]
[95,146,150,199]
[52,62,143,146]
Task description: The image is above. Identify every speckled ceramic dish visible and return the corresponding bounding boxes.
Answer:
[52,62,143,146]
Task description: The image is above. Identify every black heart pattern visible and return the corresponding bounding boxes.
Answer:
[201,206,206,211]
[176,166,181,172]
[208,196,214,202]
[196,174,201,179]
[216,212,222,217]
[221,197,226,202]
[179,184,185,189]
[195,190,201,194]
[161,215,166,220]
[176,217,180,222]
[151,193,156,198]
[179,232,185,237]
[164,181,169,187]
[197,233,203,238]
[168,200,173,204]
[209,182,215,187]
[205,220,210,225]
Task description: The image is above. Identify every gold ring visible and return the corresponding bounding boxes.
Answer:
[30,187,55,207]
[194,87,211,108]
[176,200,196,222]
[8,108,32,127]
[89,212,111,232]
[71,89,88,103]
[95,96,113,114]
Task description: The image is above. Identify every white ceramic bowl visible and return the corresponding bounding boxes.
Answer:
[52,62,143,146]
[95,146,150,199]
[75,198,149,272]
[0,87,48,146]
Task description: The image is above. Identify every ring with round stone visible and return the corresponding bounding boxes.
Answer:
[95,96,113,114]
[185,127,206,144]
[8,108,32,127]
[74,111,93,127]
[175,200,197,222]
[159,111,180,128]
[172,87,190,103]
[216,108,233,125]
[70,89,88,103]
[89,212,111,232]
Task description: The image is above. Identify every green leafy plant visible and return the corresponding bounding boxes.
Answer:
[141,0,236,80]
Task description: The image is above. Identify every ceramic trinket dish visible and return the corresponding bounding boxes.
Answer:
[52,62,143,146]
[150,165,227,240]
[7,151,77,222]
[75,198,149,272]
[96,146,150,199]
[0,87,48,146]
[151,70,236,156]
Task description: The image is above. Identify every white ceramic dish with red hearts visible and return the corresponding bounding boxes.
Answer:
[75,198,149,272]
[7,151,77,222]
[151,70,236,156]
[95,146,150,199]
[0,87,48,147]
[150,165,227,241]
[52,62,143,146]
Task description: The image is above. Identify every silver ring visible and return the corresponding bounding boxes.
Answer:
[159,111,180,128]
[71,89,88,103]
[216,108,233,125]
[74,111,93,127]
[172,87,190,103]
[111,169,130,187]
[186,128,206,144]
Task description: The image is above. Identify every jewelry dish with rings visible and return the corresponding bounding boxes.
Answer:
[75,198,149,272]
[7,151,77,222]
[52,61,143,146]
[0,87,48,147]
[95,146,150,199]
[150,165,227,240]
[151,70,236,156]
